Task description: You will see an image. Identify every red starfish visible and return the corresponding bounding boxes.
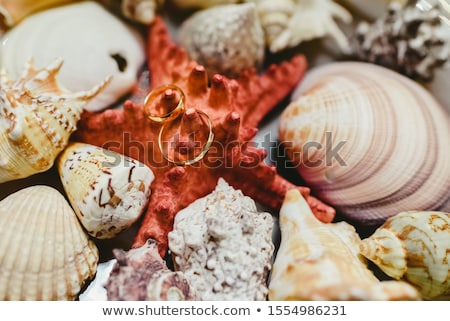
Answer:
[74,16,335,256]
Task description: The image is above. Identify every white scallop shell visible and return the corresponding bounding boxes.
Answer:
[0,1,145,111]
[279,62,450,227]
[178,3,265,78]
[57,142,155,239]
[268,189,420,300]
[360,211,450,299]
[0,185,99,300]
[0,59,109,184]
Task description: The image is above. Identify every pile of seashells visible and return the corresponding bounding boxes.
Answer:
[0,0,449,301]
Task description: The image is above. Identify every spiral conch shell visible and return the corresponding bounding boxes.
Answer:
[0,186,99,300]
[0,59,109,184]
[279,62,450,227]
[360,211,450,300]
[268,189,420,300]
[57,142,155,239]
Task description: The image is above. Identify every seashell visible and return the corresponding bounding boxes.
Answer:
[279,61,450,228]
[340,0,407,20]
[360,211,450,299]
[0,185,99,300]
[0,59,109,184]
[252,0,353,53]
[105,239,195,300]
[170,0,239,9]
[99,0,163,24]
[268,189,420,300]
[178,3,265,78]
[120,0,163,24]
[0,1,145,111]
[0,0,79,28]
[168,178,275,300]
[57,142,155,239]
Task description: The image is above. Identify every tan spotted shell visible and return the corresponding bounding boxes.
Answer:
[360,211,450,300]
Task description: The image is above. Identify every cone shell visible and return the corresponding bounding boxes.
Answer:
[279,62,450,227]
[268,189,420,300]
[0,59,109,184]
[57,142,155,239]
[0,185,99,300]
[360,211,450,299]
[178,3,265,78]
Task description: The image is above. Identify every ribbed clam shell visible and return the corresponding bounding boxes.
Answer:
[0,1,145,111]
[0,185,99,300]
[178,3,265,78]
[360,211,450,299]
[0,59,109,184]
[279,62,450,227]
[57,142,154,239]
[268,189,420,300]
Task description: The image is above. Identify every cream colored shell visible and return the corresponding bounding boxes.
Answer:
[178,3,265,78]
[0,185,99,300]
[0,1,145,111]
[279,62,450,227]
[268,189,420,300]
[360,211,450,300]
[120,0,164,24]
[57,142,154,239]
[0,59,109,184]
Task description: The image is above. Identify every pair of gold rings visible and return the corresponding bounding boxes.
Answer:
[143,84,214,165]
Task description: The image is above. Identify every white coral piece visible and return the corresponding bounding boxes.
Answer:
[168,178,274,301]
[252,0,353,53]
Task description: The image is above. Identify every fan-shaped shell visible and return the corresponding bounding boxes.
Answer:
[0,1,144,111]
[0,59,109,184]
[360,211,450,299]
[279,62,450,227]
[0,185,99,300]
[57,142,155,239]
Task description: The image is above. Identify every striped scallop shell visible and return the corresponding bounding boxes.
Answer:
[278,62,450,227]
[57,142,154,239]
[360,211,450,300]
[0,185,99,300]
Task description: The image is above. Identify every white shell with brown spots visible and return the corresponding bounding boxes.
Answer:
[360,211,450,299]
